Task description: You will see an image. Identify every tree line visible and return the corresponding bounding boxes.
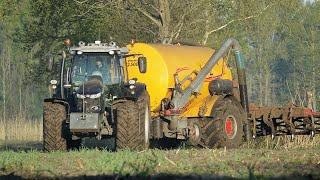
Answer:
[0,0,319,119]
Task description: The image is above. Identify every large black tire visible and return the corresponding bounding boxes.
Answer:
[43,101,68,152]
[114,92,150,150]
[200,96,245,148]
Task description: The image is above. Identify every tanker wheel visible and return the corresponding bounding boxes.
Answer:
[115,91,150,150]
[43,101,68,152]
[200,97,245,148]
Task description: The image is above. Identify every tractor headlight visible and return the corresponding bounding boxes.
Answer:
[128,79,136,94]
[128,79,136,85]
[50,80,58,90]
[76,94,86,99]
[129,85,135,89]
[91,105,101,112]
[76,92,102,99]
[50,79,58,85]
[89,92,102,99]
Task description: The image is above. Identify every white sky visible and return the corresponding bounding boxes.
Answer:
[303,0,316,4]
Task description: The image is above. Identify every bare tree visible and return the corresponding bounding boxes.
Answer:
[201,1,276,45]
[122,0,209,43]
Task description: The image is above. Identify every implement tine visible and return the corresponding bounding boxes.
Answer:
[250,104,320,137]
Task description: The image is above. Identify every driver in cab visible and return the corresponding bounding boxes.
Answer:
[91,60,103,78]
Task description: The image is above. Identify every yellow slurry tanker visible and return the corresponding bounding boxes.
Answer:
[125,40,249,148]
[126,43,233,117]
[43,38,319,151]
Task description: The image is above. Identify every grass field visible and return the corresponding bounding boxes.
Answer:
[0,119,320,179]
[0,146,320,179]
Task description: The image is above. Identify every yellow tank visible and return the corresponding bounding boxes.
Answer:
[126,43,233,117]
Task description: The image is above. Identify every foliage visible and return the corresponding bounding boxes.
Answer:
[0,0,319,119]
[0,0,46,119]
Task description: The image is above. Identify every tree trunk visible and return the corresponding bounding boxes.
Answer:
[159,0,171,43]
[264,69,270,106]
[202,9,210,45]
[2,45,8,149]
[311,29,316,110]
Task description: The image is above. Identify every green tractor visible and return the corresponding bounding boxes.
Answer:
[43,40,150,151]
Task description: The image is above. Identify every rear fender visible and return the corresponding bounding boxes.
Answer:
[131,83,147,100]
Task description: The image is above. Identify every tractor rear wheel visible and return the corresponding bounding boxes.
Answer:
[43,101,68,152]
[114,91,150,150]
[200,97,245,148]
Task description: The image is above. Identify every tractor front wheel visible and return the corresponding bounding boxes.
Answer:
[114,91,150,150]
[43,101,68,152]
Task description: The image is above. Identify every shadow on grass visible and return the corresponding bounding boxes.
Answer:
[0,141,42,152]
[0,138,118,152]
[0,138,190,152]
[0,173,315,180]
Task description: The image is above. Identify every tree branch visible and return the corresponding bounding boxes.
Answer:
[173,21,184,39]
[73,1,110,17]
[141,0,160,14]
[207,3,275,36]
[73,0,90,4]
[127,0,162,27]
[170,6,188,41]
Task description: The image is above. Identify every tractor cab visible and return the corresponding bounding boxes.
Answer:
[69,41,126,87]
[66,41,128,112]
[71,53,121,86]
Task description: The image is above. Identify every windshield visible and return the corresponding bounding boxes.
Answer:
[71,53,122,85]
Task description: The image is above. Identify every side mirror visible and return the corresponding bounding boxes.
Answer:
[138,56,147,73]
[46,56,54,72]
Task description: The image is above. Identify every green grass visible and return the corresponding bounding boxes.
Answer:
[1,118,320,179]
[1,122,320,179]
[0,144,320,179]
[0,118,318,178]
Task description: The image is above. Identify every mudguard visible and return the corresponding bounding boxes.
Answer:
[112,83,147,101]
[44,98,70,115]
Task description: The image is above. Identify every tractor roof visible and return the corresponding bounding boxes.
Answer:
[70,41,128,54]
